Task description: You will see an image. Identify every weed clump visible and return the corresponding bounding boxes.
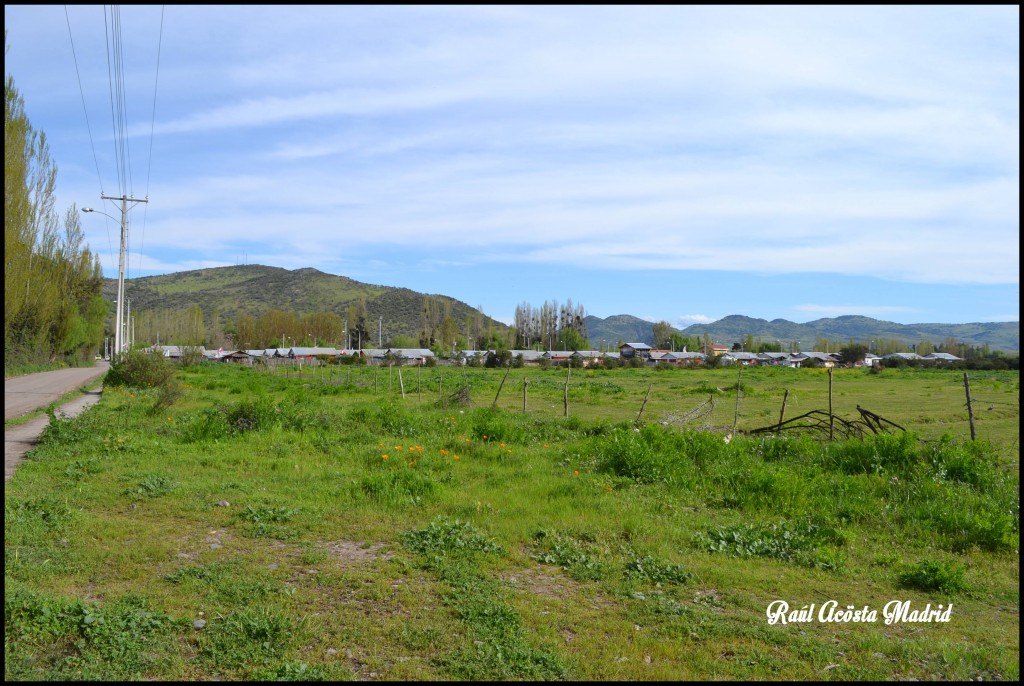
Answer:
[400,518,503,556]
[897,559,969,594]
[695,518,847,570]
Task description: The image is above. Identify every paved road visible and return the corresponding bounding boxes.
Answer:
[5,361,109,420]
[5,361,109,481]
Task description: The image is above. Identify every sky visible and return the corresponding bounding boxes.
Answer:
[4,5,1019,328]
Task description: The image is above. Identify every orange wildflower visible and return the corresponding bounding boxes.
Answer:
[574,470,580,475]
[453,455,460,460]
[382,454,389,460]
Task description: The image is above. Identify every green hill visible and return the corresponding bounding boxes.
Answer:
[104,265,508,345]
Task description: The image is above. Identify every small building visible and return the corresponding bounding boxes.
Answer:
[790,351,840,368]
[510,350,546,365]
[620,343,653,360]
[288,347,340,362]
[721,351,760,365]
[924,352,961,363]
[544,350,575,365]
[220,350,255,364]
[883,352,923,362]
[570,350,604,367]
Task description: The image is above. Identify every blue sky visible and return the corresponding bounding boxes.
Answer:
[4,5,1019,327]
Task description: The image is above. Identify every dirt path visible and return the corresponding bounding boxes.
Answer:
[5,362,108,482]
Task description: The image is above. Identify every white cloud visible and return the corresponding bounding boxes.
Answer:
[676,314,716,328]
[5,5,1018,329]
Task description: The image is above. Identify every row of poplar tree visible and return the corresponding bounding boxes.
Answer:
[5,67,107,370]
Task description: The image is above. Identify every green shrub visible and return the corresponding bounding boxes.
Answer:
[823,432,920,476]
[897,559,969,594]
[104,350,175,389]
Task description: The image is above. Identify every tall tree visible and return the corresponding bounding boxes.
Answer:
[6,61,105,367]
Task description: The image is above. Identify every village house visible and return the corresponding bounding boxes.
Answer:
[619,342,653,361]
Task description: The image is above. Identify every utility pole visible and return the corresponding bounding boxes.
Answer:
[379,316,383,347]
[96,194,147,359]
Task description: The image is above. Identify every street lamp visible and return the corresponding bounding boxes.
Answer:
[82,206,127,358]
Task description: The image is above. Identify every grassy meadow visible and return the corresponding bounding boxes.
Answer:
[4,362,1019,680]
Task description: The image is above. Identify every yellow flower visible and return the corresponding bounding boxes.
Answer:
[453,455,460,460]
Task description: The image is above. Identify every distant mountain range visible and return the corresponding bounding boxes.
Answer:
[585,313,1019,353]
[105,266,1018,352]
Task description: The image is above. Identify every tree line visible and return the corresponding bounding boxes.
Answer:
[5,64,106,371]
[512,299,589,351]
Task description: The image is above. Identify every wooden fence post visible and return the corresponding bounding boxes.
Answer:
[732,366,742,433]
[964,372,976,440]
[523,377,529,413]
[492,363,512,408]
[637,383,653,423]
[778,389,789,426]
[828,367,834,441]
[563,365,571,418]
[398,366,405,399]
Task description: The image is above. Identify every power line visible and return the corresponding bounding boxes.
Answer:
[65,5,115,271]
[137,5,165,278]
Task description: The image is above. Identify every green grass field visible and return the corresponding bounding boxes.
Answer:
[4,362,1019,680]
